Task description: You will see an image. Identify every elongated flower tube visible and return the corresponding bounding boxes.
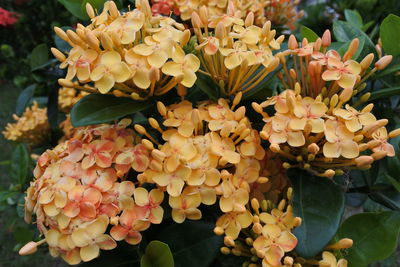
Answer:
[20,119,164,264]
[192,5,282,96]
[2,102,50,146]
[52,0,199,100]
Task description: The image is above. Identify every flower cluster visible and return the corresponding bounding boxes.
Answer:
[151,0,180,16]
[58,87,89,112]
[134,93,268,225]
[20,119,164,264]
[252,32,399,177]
[191,4,281,95]
[52,0,199,100]
[0,7,19,27]
[2,102,50,146]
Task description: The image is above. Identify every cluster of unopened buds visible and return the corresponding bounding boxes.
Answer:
[135,92,268,223]
[58,87,89,112]
[191,4,281,96]
[252,31,399,177]
[52,0,200,100]
[19,119,164,264]
[2,102,50,146]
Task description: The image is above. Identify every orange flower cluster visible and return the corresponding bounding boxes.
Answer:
[58,87,89,112]
[218,190,301,267]
[20,119,164,264]
[173,0,303,30]
[252,32,399,177]
[2,102,50,146]
[191,4,281,95]
[52,0,199,100]
[134,94,268,225]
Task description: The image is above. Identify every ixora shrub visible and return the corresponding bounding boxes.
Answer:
[2,0,399,266]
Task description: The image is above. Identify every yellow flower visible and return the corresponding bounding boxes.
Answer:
[169,186,202,223]
[319,251,348,267]
[219,41,257,70]
[90,51,131,93]
[133,37,174,68]
[162,46,200,87]
[124,49,152,89]
[133,187,164,224]
[333,104,376,132]
[215,211,253,239]
[323,119,359,159]
[210,132,241,164]
[322,56,361,89]
[149,165,191,197]
[371,127,395,157]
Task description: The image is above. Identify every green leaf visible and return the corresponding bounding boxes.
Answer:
[195,73,219,101]
[58,0,108,20]
[337,211,400,267]
[375,63,400,77]
[369,191,400,210]
[157,221,223,267]
[10,144,30,185]
[16,85,36,116]
[384,174,400,192]
[333,20,375,59]
[380,14,400,56]
[289,170,345,258]
[141,241,174,267]
[70,94,152,127]
[29,44,49,71]
[344,9,363,29]
[370,87,400,101]
[300,26,319,42]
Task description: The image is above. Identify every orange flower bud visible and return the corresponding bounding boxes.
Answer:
[19,241,38,256]
[360,53,374,70]
[389,129,400,138]
[343,38,359,61]
[322,30,331,47]
[288,35,298,50]
[355,156,374,168]
[375,55,393,70]
[51,48,66,62]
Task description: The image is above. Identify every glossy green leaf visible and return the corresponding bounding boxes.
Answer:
[195,73,219,101]
[141,241,174,267]
[337,211,400,267]
[157,221,223,267]
[369,191,400,210]
[333,20,375,58]
[10,144,30,185]
[70,93,152,127]
[58,0,107,20]
[29,44,49,71]
[370,87,400,101]
[289,170,345,258]
[384,174,400,192]
[16,85,36,116]
[380,14,400,56]
[344,9,363,29]
[300,26,319,42]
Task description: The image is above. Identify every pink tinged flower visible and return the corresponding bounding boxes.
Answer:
[90,51,131,94]
[115,144,150,172]
[333,104,376,132]
[372,127,395,157]
[289,97,327,134]
[210,132,241,164]
[323,119,359,159]
[133,188,164,224]
[82,140,115,169]
[322,56,361,89]
[63,186,102,220]
[312,50,340,66]
[197,36,220,55]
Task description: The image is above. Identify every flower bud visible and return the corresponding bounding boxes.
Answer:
[355,156,374,168]
[220,247,230,255]
[307,143,320,154]
[339,88,353,103]
[251,198,260,212]
[343,38,359,61]
[19,241,38,256]
[245,12,254,27]
[360,53,374,70]
[288,35,298,50]
[375,55,393,70]
[372,151,387,160]
[322,30,331,47]
[252,223,262,234]
[157,102,167,116]
[326,238,353,250]
[214,226,224,235]
[224,236,235,247]
[389,128,400,138]
[191,12,203,28]
[199,6,209,25]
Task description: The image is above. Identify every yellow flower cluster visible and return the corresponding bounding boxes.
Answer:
[52,0,199,100]
[2,102,50,146]
[252,32,400,177]
[218,190,301,267]
[58,87,89,112]
[134,93,267,224]
[174,0,303,30]
[191,5,281,95]
[20,119,165,264]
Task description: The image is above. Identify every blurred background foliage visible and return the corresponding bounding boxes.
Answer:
[1,0,400,266]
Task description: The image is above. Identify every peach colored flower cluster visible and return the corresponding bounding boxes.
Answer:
[2,102,50,146]
[191,4,281,95]
[21,119,162,264]
[135,94,267,224]
[52,0,199,100]
[251,32,399,177]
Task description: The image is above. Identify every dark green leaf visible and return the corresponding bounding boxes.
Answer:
[141,241,174,267]
[380,14,400,56]
[370,87,400,101]
[375,63,400,77]
[58,0,108,20]
[344,9,363,29]
[337,211,400,267]
[195,73,219,101]
[369,191,400,210]
[300,26,319,42]
[15,85,36,116]
[157,221,223,267]
[29,44,49,71]
[10,144,30,185]
[333,21,375,59]
[289,170,345,258]
[384,174,400,192]
[71,94,152,127]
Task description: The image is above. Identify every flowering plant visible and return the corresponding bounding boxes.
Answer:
[2,0,400,266]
